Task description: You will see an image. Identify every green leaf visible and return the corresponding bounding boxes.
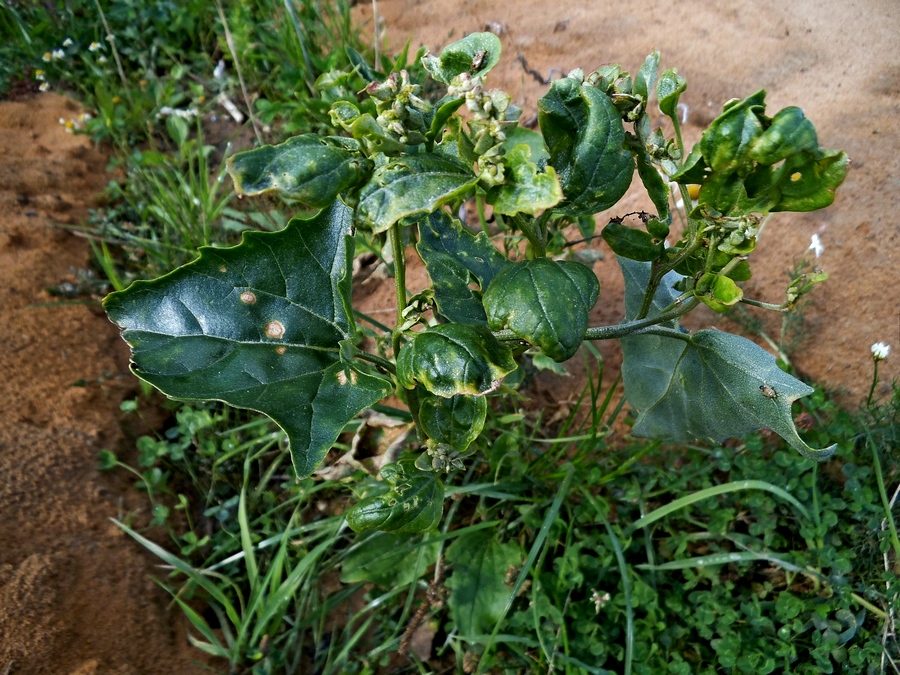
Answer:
[602,220,665,262]
[426,94,465,144]
[538,76,634,216]
[356,153,477,233]
[330,103,408,155]
[618,258,836,460]
[396,324,517,397]
[501,126,550,165]
[695,272,744,312]
[634,51,660,102]
[226,135,371,208]
[346,460,444,534]
[340,532,438,587]
[483,258,599,362]
[104,202,393,478]
[419,393,487,453]
[445,529,521,637]
[486,143,563,215]
[657,68,687,119]
[633,141,671,224]
[771,148,849,212]
[749,106,819,165]
[421,32,502,84]
[416,211,511,324]
[698,90,767,173]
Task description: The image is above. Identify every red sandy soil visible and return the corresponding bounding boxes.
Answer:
[0,95,208,674]
[1,0,898,671]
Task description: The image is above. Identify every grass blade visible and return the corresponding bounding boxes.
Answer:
[628,479,811,533]
[476,463,576,674]
[114,519,242,629]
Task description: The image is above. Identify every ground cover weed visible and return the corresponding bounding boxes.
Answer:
[104,358,898,672]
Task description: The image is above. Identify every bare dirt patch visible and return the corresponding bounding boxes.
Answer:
[0,94,207,674]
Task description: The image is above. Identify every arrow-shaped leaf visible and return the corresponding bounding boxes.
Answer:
[618,258,835,460]
[104,202,392,478]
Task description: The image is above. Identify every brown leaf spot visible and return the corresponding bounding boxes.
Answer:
[265,320,285,339]
[240,291,257,304]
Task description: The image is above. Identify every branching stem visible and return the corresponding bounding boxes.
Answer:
[494,298,699,343]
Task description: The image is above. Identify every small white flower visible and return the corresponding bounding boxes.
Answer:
[35,69,46,81]
[591,590,611,613]
[97,56,108,64]
[192,197,201,207]
[63,37,74,47]
[39,82,50,92]
[157,106,198,120]
[43,51,52,62]
[89,41,102,52]
[51,49,64,60]
[105,33,115,43]
[808,233,824,258]
[213,59,226,80]
[871,342,891,361]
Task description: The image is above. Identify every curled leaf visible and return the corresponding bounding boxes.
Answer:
[483,258,599,362]
[657,68,687,120]
[601,220,665,262]
[347,460,444,533]
[419,393,487,453]
[486,143,563,216]
[538,76,634,216]
[227,134,371,207]
[396,324,517,397]
[356,153,477,233]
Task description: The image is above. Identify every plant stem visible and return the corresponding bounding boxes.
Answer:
[868,360,880,408]
[92,0,132,107]
[389,223,407,359]
[476,196,490,237]
[635,223,705,320]
[851,592,888,620]
[740,297,792,313]
[494,298,699,343]
[353,350,396,374]
[869,432,900,566]
[215,0,263,144]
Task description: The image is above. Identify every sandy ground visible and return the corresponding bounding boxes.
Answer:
[0,0,898,671]
[0,95,207,674]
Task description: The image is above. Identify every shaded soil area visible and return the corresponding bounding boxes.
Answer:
[358,0,900,406]
[0,95,207,674]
